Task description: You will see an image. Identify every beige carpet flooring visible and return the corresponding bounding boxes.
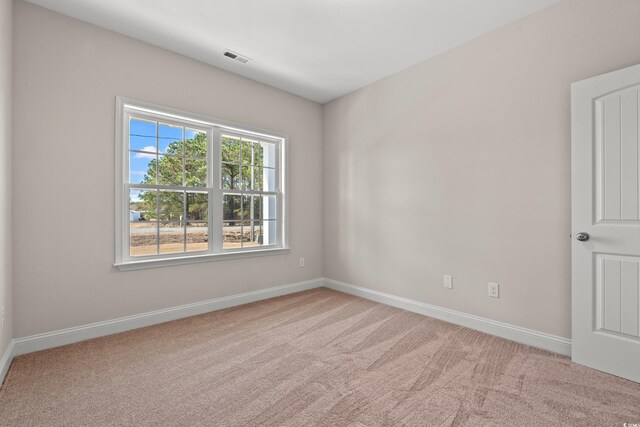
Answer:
[1,288,639,426]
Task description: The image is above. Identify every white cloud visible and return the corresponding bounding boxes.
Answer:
[134,146,157,159]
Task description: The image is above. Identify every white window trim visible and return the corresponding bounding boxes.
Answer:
[114,96,289,271]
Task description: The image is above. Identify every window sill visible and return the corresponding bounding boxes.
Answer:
[114,247,290,271]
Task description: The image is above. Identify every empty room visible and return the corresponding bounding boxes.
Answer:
[0,0,639,425]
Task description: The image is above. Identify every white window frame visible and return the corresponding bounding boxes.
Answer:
[115,97,289,271]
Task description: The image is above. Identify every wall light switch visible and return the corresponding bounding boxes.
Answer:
[299,257,305,268]
[444,275,453,289]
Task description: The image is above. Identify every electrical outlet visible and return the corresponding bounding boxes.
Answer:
[443,275,453,289]
[299,257,305,268]
[488,282,499,298]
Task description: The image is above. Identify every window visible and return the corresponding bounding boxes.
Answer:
[115,97,288,270]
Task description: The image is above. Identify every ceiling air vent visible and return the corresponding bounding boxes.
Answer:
[223,50,251,64]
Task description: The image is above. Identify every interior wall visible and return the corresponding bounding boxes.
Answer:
[12,1,323,338]
[0,0,13,353]
[323,0,640,338]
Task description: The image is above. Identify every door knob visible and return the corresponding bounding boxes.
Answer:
[576,232,589,241]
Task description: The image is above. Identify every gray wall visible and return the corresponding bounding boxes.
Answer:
[323,0,640,338]
[12,1,323,337]
[0,0,13,354]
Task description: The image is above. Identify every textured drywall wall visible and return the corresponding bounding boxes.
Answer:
[13,1,323,337]
[0,0,13,354]
[323,0,640,338]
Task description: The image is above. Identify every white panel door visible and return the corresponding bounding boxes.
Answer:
[572,64,640,382]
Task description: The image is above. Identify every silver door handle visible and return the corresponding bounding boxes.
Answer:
[576,232,589,241]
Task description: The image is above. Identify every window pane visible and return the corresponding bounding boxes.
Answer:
[159,221,184,254]
[253,142,263,167]
[130,189,158,257]
[159,123,183,155]
[260,167,276,192]
[223,194,242,221]
[241,139,254,165]
[185,128,207,158]
[252,195,276,220]
[221,163,240,189]
[159,190,184,221]
[185,158,207,187]
[130,223,158,257]
[186,221,208,252]
[129,118,156,152]
[186,192,208,221]
[263,220,277,245]
[241,195,251,221]
[253,167,275,191]
[222,136,240,163]
[157,155,183,186]
[260,142,276,168]
[244,221,263,247]
[239,221,251,245]
[223,222,242,249]
[253,167,263,191]
[251,195,262,220]
[129,151,155,184]
[130,189,157,221]
[241,166,251,190]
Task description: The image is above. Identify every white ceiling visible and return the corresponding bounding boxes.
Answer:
[25,0,560,103]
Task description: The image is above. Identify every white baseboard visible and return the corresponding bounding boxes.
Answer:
[0,277,321,385]
[323,278,571,356]
[10,277,324,360]
[1,275,571,387]
[0,340,14,385]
